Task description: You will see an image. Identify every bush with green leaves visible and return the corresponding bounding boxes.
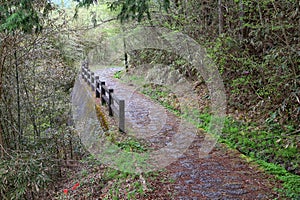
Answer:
[0,152,56,199]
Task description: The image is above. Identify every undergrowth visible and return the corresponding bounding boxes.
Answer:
[116,137,147,153]
[141,83,181,116]
[57,154,165,199]
[0,152,55,199]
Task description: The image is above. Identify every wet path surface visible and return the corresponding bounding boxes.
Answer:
[94,67,280,200]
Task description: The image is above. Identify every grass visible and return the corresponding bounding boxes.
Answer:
[196,114,300,198]
[255,160,300,199]
[104,128,148,154]
[60,154,161,199]
[104,168,144,199]
[116,137,147,153]
[93,163,166,199]
[141,83,181,116]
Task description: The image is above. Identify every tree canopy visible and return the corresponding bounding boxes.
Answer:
[0,0,54,33]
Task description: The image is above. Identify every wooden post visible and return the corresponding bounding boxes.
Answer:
[119,100,125,132]
[91,72,95,91]
[101,81,106,105]
[87,69,91,84]
[95,76,100,98]
[85,59,89,67]
[81,65,85,79]
[84,68,88,82]
[108,89,114,116]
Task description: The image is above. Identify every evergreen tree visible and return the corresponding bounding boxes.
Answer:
[0,0,53,33]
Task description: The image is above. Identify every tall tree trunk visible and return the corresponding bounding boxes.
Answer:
[0,83,4,158]
[121,25,128,72]
[0,130,3,157]
[0,64,3,157]
[0,34,7,157]
[15,49,22,148]
[218,0,224,35]
[239,0,245,39]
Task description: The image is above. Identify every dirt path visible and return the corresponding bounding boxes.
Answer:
[93,67,281,199]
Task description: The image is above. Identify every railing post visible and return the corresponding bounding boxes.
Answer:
[81,65,85,79]
[108,89,114,116]
[84,68,88,82]
[100,81,106,105]
[91,72,95,91]
[119,100,125,132]
[87,69,91,84]
[95,76,100,98]
[85,59,89,67]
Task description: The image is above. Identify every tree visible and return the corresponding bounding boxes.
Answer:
[0,0,54,33]
[218,0,224,34]
[112,0,170,22]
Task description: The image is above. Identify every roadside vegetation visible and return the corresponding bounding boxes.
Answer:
[0,1,110,198]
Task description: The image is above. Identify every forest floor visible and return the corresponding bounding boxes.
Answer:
[47,66,284,199]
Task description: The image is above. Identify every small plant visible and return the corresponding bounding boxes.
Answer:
[114,70,123,79]
[105,131,117,143]
[117,137,147,153]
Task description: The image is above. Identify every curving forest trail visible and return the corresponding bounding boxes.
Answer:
[88,66,281,199]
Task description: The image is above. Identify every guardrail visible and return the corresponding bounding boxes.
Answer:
[81,61,125,132]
